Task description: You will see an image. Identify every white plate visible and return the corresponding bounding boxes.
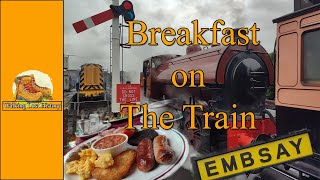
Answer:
[75,122,111,138]
[64,125,189,180]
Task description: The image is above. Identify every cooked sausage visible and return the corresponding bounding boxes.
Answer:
[136,138,155,172]
[128,129,158,146]
[153,135,175,164]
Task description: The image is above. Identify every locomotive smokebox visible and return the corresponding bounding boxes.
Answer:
[142,38,274,114]
[142,30,275,153]
[223,51,270,112]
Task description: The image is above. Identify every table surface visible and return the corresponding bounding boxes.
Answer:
[64,114,199,179]
[64,112,273,180]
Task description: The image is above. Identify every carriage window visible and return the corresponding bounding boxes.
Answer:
[303,30,320,85]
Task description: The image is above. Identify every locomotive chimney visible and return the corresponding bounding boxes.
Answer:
[211,28,247,47]
[227,28,246,41]
[186,44,202,55]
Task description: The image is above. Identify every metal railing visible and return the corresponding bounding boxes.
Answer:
[67,91,111,115]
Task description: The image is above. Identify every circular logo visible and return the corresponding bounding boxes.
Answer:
[12,70,53,101]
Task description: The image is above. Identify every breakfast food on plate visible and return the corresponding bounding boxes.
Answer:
[153,135,175,164]
[137,138,155,172]
[66,128,179,179]
[66,160,79,174]
[66,159,95,180]
[79,148,98,162]
[66,148,98,180]
[94,152,114,169]
[76,159,96,180]
[128,129,158,146]
[92,149,137,180]
[118,127,137,138]
[93,134,126,149]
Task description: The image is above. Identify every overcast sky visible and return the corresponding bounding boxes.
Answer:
[64,0,293,71]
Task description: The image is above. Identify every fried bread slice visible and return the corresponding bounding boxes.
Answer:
[92,149,137,180]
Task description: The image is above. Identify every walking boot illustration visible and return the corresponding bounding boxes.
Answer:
[30,74,52,99]
[15,75,43,101]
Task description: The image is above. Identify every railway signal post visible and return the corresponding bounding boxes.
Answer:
[72,0,135,114]
[111,0,121,113]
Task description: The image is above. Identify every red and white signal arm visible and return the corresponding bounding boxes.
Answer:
[72,0,135,33]
[116,84,140,103]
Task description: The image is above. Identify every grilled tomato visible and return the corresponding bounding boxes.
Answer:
[120,127,137,138]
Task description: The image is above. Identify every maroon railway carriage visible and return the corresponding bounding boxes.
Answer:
[272,1,320,179]
[142,33,276,152]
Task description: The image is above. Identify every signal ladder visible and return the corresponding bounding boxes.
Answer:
[109,17,131,87]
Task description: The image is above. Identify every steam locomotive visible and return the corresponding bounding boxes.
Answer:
[142,1,320,178]
[142,31,276,152]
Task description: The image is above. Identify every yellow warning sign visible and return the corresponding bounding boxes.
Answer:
[192,132,313,180]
